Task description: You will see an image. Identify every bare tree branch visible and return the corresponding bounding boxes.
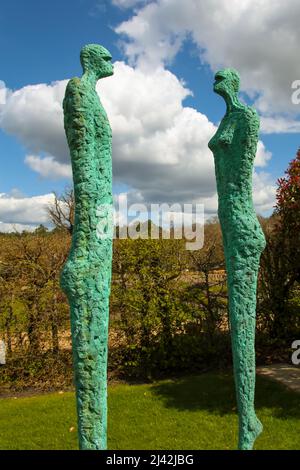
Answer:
[47,188,74,234]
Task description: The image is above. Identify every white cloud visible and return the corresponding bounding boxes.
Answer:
[255,141,272,168]
[0,62,275,220]
[261,116,300,134]
[0,222,36,233]
[90,62,272,205]
[25,155,72,179]
[193,169,276,216]
[0,193,55,226]
[116,0,300,116]
[0,81,9,106]
[0,1,283,229]
[112,0,148,8]
[252,171,276,213]
[101,63,217,202]
[0,63,216,202]
[0,80,69,160]
[118,167,276,220]
[0,54,271,223]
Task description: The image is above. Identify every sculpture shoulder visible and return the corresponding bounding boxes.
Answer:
[242,106,260,130]
[65,77,83,95]
[63,77,99,114]
[63,78,87,139]
[63,77,83,108]
[63,77,94,129]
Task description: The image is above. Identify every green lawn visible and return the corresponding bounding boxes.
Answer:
[0,372,299,450]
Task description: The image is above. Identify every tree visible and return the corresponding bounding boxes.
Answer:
[47,188,74,234]
[275,148,300,282]
[111,238,186,375]
[34,224,49,235]
[1,232,70,353]
[185,220,227,343]
[0,237,19,355]
[259,150,300,338]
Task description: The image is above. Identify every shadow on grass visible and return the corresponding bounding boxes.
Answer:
[149,371,300,420]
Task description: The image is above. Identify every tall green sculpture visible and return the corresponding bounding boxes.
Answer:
[208,69,266,450]
[61,44,114,450]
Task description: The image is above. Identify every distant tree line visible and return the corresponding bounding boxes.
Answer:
[0,151,299,388]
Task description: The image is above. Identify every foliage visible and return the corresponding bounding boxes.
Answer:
[1,168,300,386]
[0,351,73,391]
[184,221,227,343]
[275,149,300,284]
[0,232,70,355]
[258,150,300,339]
[111,238,188,376]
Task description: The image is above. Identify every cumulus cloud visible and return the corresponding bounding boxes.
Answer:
[261,116,300,134]
[0,60,275,217]
[112,0,148,8]
[204,170,276,216]
[0,193,55,226]
[0,1,282,229]
[25,155,72,179]
[116,0,300,117]
[0,222,36,233]
[99,62,215,202]
[0,80,9,106]
[101,63,273,206]
[255,141,272,168]
[0,80,69,160]
[252,171,276,213]
[116,167,276,219]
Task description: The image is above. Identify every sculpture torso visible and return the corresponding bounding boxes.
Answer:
[62,76,113,296]
[64,77,112,203]
[209,105,266,257]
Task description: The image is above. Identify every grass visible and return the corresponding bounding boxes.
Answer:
[0,372,299,450]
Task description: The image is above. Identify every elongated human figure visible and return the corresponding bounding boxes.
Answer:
[208,69,266,450]
[61,44,114,450]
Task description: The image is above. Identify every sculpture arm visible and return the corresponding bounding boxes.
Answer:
[63,78,93,152]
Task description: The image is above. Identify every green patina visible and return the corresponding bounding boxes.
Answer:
[60,44,114,450]
[208,69,266,450]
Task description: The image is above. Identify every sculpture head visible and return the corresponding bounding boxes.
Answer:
[80,44,113,79]
[213,68,240,100]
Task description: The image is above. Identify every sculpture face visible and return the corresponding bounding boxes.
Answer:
[213,68,240,100]
[80,44,114,79]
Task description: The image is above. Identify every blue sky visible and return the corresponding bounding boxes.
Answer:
[0,0,124,87]
[0,0,126,197]
[0,0,300,230]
